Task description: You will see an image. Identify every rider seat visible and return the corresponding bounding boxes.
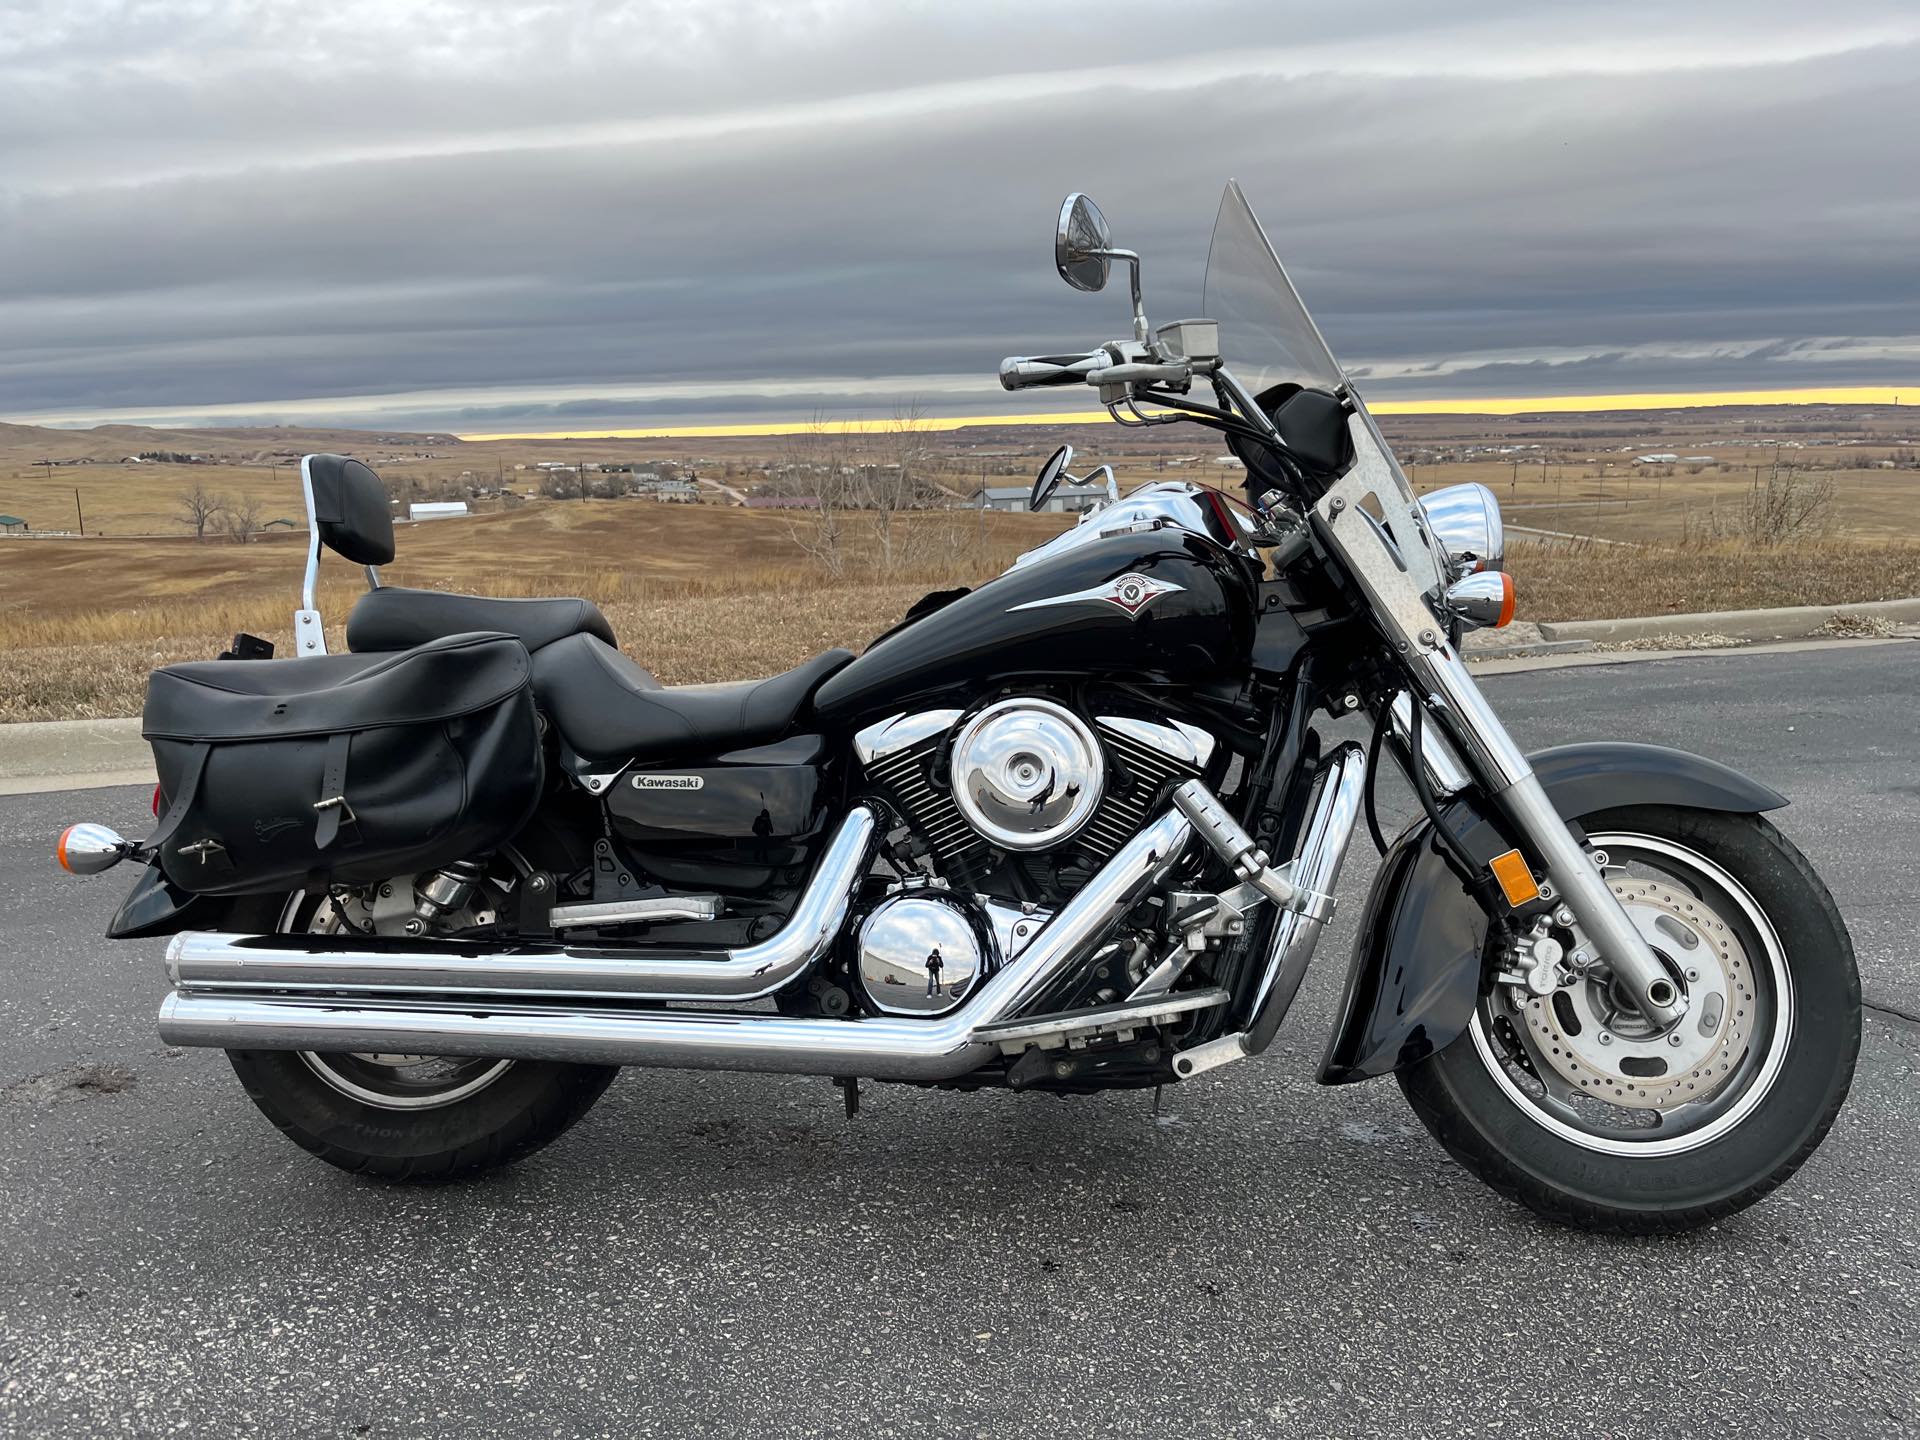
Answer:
[347,587,615,655]
[531,632,855,764]
[293,454,615,656]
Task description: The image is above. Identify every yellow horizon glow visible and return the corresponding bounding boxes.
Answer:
[457,384,1915,441]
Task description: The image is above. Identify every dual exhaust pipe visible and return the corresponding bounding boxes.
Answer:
[156,751,1367,1084]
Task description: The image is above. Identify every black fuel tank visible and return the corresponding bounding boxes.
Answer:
[812,529,1257,724]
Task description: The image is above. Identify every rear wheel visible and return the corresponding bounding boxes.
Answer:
[220,891,619,1181]
[1399,806,1859,1234]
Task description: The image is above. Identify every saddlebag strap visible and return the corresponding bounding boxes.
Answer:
[145,741,211,853]
[313,731,356,850]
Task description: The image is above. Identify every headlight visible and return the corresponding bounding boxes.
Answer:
[1418,483,1503,575]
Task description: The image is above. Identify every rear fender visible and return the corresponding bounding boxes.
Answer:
[106,860,233,939]
[1316,742,1785,1085]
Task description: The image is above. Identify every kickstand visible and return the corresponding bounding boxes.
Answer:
[837,1076,860,1119]
[1152,1083,1163,1118]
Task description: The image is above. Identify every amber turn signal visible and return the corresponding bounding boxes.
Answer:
[1488,847,1541,908]
[1443,570,1516,629]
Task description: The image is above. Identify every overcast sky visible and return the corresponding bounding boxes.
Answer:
[3,1,1916,433]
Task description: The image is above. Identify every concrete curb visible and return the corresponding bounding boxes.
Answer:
[1538,596,1920,645]
[0,718,150,793]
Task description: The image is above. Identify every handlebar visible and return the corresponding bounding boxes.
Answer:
[998,351,1112,390]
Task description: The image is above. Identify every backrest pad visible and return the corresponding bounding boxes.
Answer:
[304,454,396,565]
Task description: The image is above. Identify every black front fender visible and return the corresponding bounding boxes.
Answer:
[1316,742,1785,1085]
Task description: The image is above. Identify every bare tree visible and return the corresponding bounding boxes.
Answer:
[778,412,854,578]
[859,399,945,573]
[175,485,228,541]
[1738,465,1835,547]
[223,495,264,544]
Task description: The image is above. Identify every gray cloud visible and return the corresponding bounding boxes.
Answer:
[3,1,1917,429]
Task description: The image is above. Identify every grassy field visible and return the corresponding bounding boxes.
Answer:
[3,408,1917,723]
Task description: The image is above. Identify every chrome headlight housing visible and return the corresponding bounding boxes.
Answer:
[1418,483,1503,577]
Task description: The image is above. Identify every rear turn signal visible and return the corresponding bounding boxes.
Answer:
[56,823,133,876]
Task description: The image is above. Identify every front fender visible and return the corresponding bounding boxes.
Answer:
[1316,742,1785,1085]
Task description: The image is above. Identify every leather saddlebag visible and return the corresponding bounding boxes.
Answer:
[142,631,542,896]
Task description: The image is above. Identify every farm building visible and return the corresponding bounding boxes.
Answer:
[0,514,28,533]
[408,501,470,521]
[978,484,1110,515]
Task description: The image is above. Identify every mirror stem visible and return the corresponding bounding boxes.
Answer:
[1092,248,1149,345]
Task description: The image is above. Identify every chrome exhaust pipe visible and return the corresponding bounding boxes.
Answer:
[156,810,1194,1083]
[1171,744,1367,1077]
[168,806,880,1004]
[1241,742,1367,1055]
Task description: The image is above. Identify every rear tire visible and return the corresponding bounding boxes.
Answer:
[225,1047,617,1181]
[216,893,619,1181]
[1399,806,1859,1234]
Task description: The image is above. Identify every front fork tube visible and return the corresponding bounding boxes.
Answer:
[1414,645,1685,1027]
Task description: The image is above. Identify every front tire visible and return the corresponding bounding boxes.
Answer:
[1399,805,1859,1234]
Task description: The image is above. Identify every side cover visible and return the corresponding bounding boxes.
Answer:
[1318,742,1787,1085]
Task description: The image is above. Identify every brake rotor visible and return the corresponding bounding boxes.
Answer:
[1522,875,1754,1110]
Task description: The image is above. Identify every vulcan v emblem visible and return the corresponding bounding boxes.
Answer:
[1008,572,1185,620]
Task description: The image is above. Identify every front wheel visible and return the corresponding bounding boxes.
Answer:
[1399,805,1859,1234]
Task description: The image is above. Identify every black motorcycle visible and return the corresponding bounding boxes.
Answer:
[59,183,1858,1232]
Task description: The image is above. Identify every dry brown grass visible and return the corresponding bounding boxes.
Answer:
[0,504,1051,721]
[1506,537,1920,621]
[4,468,1918,722]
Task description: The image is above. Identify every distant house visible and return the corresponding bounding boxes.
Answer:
[409,501,469,521]
[979,484,1109,515]
[634,476,701,502]
[0,514,27,533]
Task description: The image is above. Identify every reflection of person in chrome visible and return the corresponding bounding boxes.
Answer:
[925,947,945,997]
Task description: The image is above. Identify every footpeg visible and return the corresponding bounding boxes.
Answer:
[1170,780,1333,920]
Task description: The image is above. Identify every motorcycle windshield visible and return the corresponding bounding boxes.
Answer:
[1201,180,1346,402]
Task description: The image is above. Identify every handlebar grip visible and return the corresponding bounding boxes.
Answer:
[998,351,1110,391]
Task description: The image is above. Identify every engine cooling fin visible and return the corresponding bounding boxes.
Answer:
[864,715,1206,881]
[864,735,989,883]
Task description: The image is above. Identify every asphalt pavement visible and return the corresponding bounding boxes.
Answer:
[2,644,1916,1437]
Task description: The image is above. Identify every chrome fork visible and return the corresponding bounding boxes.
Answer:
[1417,646,1683,1025]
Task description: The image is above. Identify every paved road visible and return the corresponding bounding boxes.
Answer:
[3,646,1916,1438]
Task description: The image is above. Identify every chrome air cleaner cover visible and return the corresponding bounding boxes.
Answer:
[950,698,1104,851]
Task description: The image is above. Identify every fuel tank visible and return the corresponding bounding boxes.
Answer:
[812,529,1257,724]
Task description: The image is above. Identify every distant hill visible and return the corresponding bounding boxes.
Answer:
[0,421,462,464]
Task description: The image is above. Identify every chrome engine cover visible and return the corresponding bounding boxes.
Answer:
[855,891,993,1017]
[950,698,1104,851]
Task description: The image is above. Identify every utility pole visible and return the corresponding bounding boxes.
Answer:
[74,488,85,536]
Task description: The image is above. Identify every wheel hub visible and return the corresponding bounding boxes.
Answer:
[1524,876,1753,1110]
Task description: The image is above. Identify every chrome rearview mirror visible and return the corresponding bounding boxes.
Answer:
[1418,482,1504,575]
[1029,445,1074,511]
[1055,194,1112,292]
[1053,192,1150,344]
